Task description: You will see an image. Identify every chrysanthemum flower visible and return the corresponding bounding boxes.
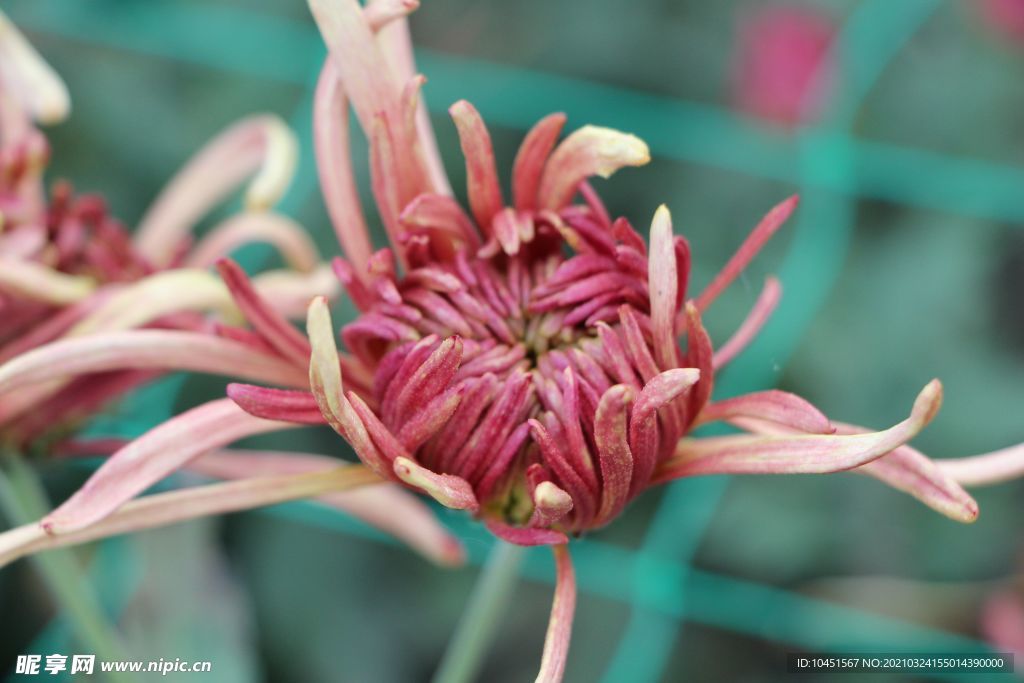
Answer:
[1,2,1022,680]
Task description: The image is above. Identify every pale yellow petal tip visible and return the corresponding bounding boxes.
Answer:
[0,10,71,125]
[243,117,298,211]
[534,481,573,512]
[578,125,651,175]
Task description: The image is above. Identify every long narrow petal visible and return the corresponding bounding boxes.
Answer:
[537,126,649,211]
[0,10,70,124]
[697,390,834,434]
[513,113,567,211]
[935,442,1024,487]
[313,59,373,274]
[712,276,781,369]
[647,205,677,369]
[185,212,320,273]
[191,450,464,566]
[41,399,297,533]
[535,545,576,683]
[307,296,391,477]
[694,195,797,311]
[0,258,95,305]
[217,259,311,366]
[135,115,298,264]
[0,330,307,393]
[594,385,635,526]
[0,465,380,569]
[450,100,504,230]
[657,380,943,480]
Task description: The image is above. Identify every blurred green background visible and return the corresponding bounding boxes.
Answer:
[2,0,1023,681]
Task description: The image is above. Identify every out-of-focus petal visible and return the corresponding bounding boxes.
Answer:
[657,380,943,480]
[936,442,1024,487]
[191,449,464,567]
[694,195,797,311]
[0,258,95,305]
[134,115,297,264]
[314,59,373,274]
[0,10,70,125]
[513,113,567,211]
[697,389,834,434]
[537,125,649,211]
[186,212,320,273]
[41,399,296,534]
[0,330,307,393]
[711,276,781,369]
[0,464,379,569]
[450,100,504,231]
[535,544,576,683]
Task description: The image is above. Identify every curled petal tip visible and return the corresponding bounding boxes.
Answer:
[534,481,574,516]
[0,11,71,124]
[914,379,943,425]
[580,125,650,176]
[393,456,479,512]
[243,116,298,211]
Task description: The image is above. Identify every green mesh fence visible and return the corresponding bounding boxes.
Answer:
[6,0,1017,680]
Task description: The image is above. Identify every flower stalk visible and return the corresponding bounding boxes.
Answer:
[433,541,525,683]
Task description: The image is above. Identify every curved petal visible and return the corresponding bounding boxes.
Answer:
[0,258,95,305]
[513,113,567,211]
[656,380,943,481]
[450,100,504,230]
[537,125,649,210]
[0,331,307,393]
[135,115,298,264]
[647,205,678,369]
[697,389,834,434]
[0,9,70,125]
[227,384,327,424]
[712,276,781,369]
[185,212,320,273]
[0,465,379,569]
[535,545,576,683]
[936,442,1024,488]
[393,456,478,512]
[485,521,567,546]
[41,399,297,533]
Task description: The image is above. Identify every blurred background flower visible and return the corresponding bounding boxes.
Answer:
[1,0,1023,681]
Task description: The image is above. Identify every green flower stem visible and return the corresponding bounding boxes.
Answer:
[0,451,137,683]
[433,541,526,683]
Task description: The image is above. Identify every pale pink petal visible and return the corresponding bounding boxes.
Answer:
[535,544,576,683]
[0,10,70,124]
[400,193,481,248]
[657,380,943,480]
[135,115,298,264]
[363,0,420,31]
[491,207,525,256]
[980,588,1024,658]
[537,125,650,211]
[697,390,834,434]
[936,442,1024,487]
[512,112,566,211]
[694,195,797,311]
[41,399,297,533]
[392,456,479,511]
[0,330,307,392]
[712,276,781,369]
[313,59,373,274]
[0,258,95,304]
[185,212,320,273]
[450,100,504,230]
[647,205,678,369]
[190,449,464,566]
[0,464,380,569]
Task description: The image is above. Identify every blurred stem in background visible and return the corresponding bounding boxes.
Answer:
[432,541,525,683]
[0,452,136,683]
